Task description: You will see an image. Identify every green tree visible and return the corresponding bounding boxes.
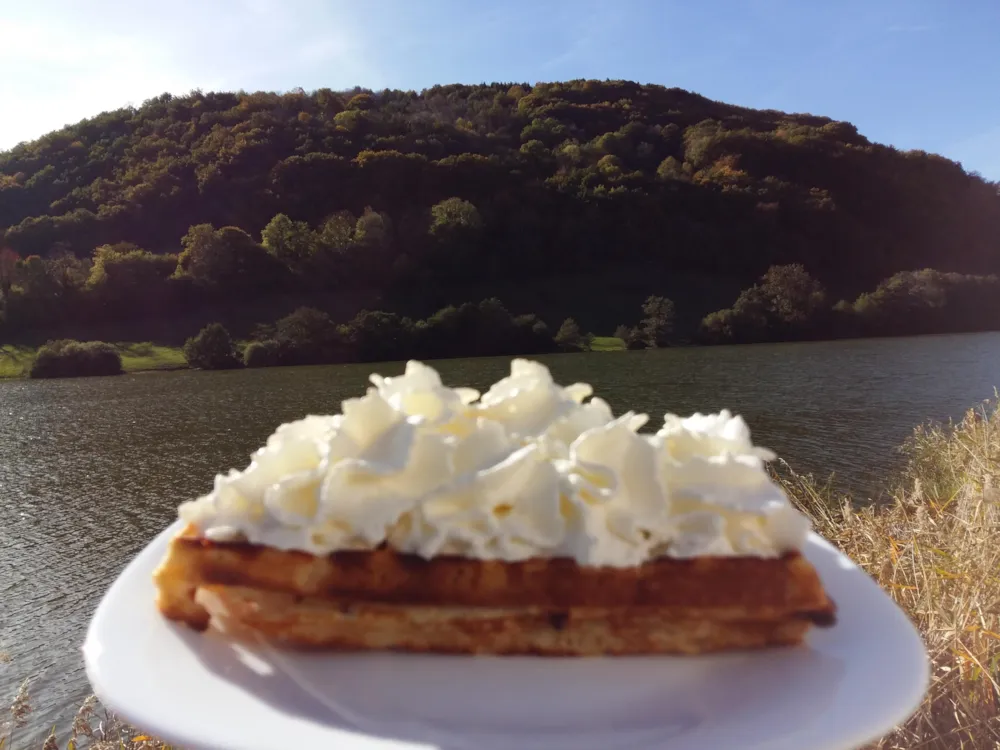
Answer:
[427,198,483,279]
[243,339,283,368]
[354,207,392,249]
[429,198,482,237]
[554,317,588,351]
[261,214,316,268]
[656,156,688,181]
[176,225,278,288]
[520,117,568,147]
[46,250,88,296]
[638,295,676,348]
[343,310,416,362]
[699,264,828,343]
[14,255,60,300]
[316,211,356,253]
[614,323,645,350]
[346,93,375,111]
[0,248,19,303]
[87,243,175,305]
[183,323,241,370]
[759,264,827,324]
[274,307,346,364]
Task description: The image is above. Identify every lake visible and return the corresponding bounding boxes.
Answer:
[3,332,1000,742]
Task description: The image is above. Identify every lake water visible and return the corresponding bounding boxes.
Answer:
[3,332,1000,742]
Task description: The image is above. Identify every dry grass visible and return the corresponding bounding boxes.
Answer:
[1,690,171,750]
[780,397,1000,748]
[4,400,1000,748]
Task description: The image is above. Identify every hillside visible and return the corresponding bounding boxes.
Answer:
[1,79,999,344]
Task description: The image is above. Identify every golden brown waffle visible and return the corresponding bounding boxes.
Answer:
[154,523,836,655]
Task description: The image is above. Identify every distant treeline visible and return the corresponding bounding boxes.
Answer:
[175,263,1000,371]
[3,213,999,354]
[694,265,1000,344]
[24,264,1000,378]
[2,79,999,347]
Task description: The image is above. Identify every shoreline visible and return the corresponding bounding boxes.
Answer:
[3,328,999,382]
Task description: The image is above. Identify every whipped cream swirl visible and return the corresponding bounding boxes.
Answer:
[179,359,810,566]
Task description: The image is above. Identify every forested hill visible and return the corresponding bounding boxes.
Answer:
[1,79,999,343]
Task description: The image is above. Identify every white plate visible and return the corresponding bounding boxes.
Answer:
[84,520,928,750]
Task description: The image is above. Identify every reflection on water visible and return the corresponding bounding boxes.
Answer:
[2,332,999,741]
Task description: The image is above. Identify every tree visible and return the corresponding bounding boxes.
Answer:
[274,307,346,364]
[849,269,1000,336]
[46,250,88,297]
[1,79,999,348]
[758,264,826,325]
[243,339,284,368]
[656,156,688,181]
[429,198,482,237]
[183,323,241,370]
[614,323,645,350]
[554,317,587,351]
[316,211,355,253]
[638,295,676,348]
[427,198,483,280]
[346,93,375,111]
[15,255,60,300]
[0,248,19,302]
[343,310,416,362]
[354,207,392,249]
[87,243,175,306]
[698,264,828,343]
[176,225,279,289]
[261,214,316,268]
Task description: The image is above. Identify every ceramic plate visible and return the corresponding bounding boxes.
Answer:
[84,520,928,750]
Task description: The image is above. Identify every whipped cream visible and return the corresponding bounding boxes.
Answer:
[179,359,810,566]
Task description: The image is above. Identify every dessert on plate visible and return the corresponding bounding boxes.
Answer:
[153,359,835,655]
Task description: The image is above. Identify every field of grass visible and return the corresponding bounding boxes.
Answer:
[0,343,187,379]
[588,335,626,352]
[4,399,1000,748]
[0,345,34,378]
[115,343,187,373]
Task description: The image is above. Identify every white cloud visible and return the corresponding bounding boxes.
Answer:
[0,18,207,147]
[0,1,375,149]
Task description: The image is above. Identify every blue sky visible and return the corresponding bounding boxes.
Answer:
[1,0,998,180]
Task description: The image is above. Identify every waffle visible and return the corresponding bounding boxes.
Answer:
[154,523,836,655]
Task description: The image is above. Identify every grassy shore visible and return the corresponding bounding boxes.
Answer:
[4,400,999,748]
[588,335,626,352]
[780,399,1000,748]
[0,343,187,379]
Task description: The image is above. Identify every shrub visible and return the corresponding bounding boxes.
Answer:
[29,340,123,379]
[183,323,241,370]
[700,264,827,344]
[343,310,417,362]
[416,299,556,359]
[243,339,284,368]
[849,269,1000,337]
[614,324,645,350]
[274,307,347,365]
